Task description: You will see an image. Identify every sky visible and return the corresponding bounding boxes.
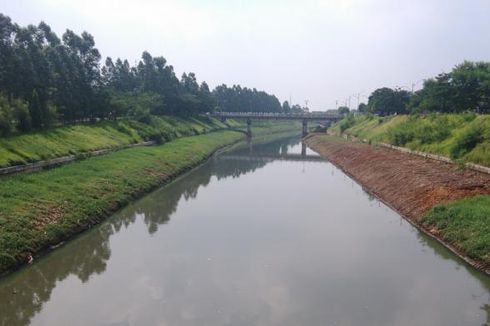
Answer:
[1,0,490,111]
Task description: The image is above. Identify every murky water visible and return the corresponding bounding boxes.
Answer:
[1,136,489,326]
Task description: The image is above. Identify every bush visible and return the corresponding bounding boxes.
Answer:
[12,98,32,132]
[0,96,13,136]
[415,123,450,144]
[450,124,483,159]
[339,114,355,133]
[388,124,414,146]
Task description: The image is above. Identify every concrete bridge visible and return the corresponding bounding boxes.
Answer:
[207,112,342,137]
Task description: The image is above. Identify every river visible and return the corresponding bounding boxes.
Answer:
[0,136,489,326]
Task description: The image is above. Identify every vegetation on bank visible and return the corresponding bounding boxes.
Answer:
[0,116,238,168]
[0,131,242,274]
[422,196,490,265]
[331,113,490,167]
[0,122,300,274]
[348,61,490,116]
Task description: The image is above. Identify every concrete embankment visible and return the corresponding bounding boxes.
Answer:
[305,134,490,274]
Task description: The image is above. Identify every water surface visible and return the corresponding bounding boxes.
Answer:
[1,136,489,326]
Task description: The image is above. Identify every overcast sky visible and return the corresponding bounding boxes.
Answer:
[2,0,490,110]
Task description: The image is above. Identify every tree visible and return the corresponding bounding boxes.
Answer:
[338,106,350,115]
[0,13,305,134]
[282,101,291,113]
[367,87,410,115]
[213,84,283,113]
[358,102,368,113]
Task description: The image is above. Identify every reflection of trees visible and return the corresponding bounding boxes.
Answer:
[0,136,302,326]
[0,223,113,326]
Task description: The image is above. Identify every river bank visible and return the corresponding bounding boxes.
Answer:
[0,116,239,170]
[305,134,490,274]
[0,124,299,276]
[331,113,490,167]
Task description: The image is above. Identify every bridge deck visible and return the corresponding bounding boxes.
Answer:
[207,112,341,121]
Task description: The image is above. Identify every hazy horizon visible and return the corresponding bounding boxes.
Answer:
[2,0,490,110]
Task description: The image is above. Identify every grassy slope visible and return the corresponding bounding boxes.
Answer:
[0,116,241,168]
[0,131,242,273]
[422,196,490,265]
[331,114,490,167]
[0,121,300,274]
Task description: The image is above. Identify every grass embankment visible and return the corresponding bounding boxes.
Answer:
[423,196,490,266]
[0,131,242,274]
[0,121,300,274]
[0,116,241,168]
[331,114,490,167]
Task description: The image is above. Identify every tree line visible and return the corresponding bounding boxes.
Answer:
[354,61,490,116]
[0,14,302,135]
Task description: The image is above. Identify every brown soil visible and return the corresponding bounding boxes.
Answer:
[306,135,490,272]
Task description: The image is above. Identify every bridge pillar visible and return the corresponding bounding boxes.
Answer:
[301,142,306,157]
[247,118,252,138]
[302,119,308,137]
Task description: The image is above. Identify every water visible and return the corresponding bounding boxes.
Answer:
[0,136,489,326]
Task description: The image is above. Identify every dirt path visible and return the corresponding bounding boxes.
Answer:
[305,135,490,272]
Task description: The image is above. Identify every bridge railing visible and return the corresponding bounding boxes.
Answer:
[207,112,341,119]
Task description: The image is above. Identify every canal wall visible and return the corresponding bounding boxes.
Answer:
[305,134,490,275]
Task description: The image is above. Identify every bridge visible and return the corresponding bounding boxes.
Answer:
[207,112,342,137]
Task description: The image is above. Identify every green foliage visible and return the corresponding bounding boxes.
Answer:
[11,98,32,132]
[422,195,490,264]
[450,124,483,159]
[388,123,415,146]
[358,102,368,113]
[330,114,490,167]
[367,87,410,115]
[411,61,490,113]
[0,116,230,168]
[0,13,296,133]
[338,106,350,115]
[339,114,356,133]
[0,97,13,136]
[213,84,285,113]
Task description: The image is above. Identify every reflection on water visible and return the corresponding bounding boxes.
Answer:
[0,136,488,326]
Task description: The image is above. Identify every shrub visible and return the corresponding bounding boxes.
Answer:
[450,124,483,159]
[0,96,13,136]
[388,124,414,146]
[339,114,355,133]
[12,98,32,132]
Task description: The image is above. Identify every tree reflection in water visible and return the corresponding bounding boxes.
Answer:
[0,136,302,326]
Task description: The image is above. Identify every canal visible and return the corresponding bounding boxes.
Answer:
[1,136,489,326]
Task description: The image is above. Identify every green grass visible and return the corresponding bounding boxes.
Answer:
[422,195,490,265]
[0,116,233,168]
[0,121,300,274]
[331,114,490,167]
[0,131,242,273]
